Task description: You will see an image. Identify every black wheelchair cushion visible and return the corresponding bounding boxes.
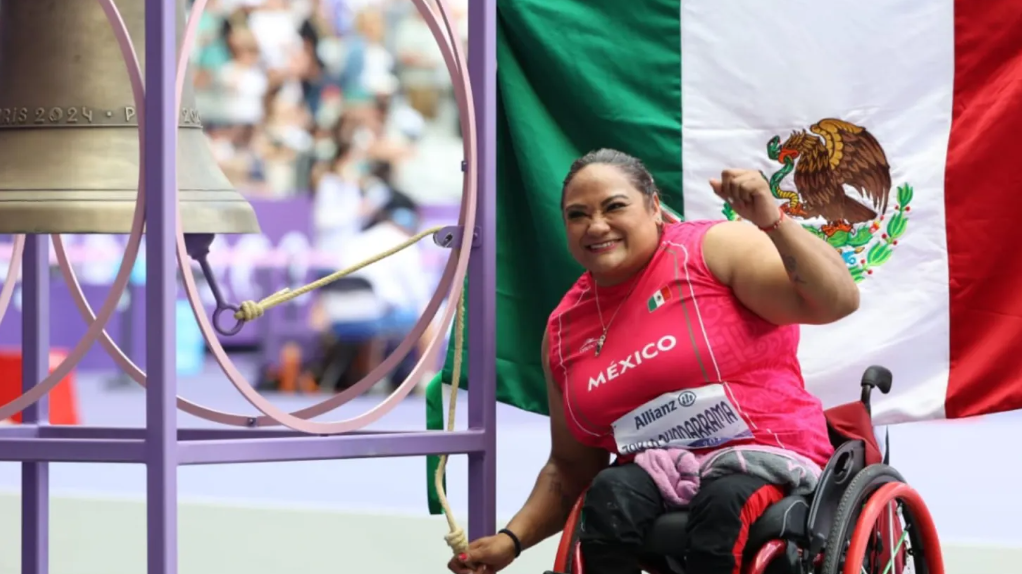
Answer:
[642,495,810,560]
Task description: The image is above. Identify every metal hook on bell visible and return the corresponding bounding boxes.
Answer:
[184,233,246,337]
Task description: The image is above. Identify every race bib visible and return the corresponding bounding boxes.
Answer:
[612,384,754,455]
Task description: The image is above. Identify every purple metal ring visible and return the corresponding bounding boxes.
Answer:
[212,304,245,337]
[169,0,480,433]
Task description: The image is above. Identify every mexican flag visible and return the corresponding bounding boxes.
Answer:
[426,0,1022,513]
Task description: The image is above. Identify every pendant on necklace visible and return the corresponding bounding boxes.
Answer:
[595,333,607,357]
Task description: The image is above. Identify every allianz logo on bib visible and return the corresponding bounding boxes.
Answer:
[634,398,740,433]
[611,383,754,455]
[619,400,748,455]
[587,335,677,392]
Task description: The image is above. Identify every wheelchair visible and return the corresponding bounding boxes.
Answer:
[547,366,944,574]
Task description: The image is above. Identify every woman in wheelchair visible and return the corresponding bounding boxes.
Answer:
[448,149,864,574]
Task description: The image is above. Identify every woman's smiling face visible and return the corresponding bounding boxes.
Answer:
[562,162,662,286]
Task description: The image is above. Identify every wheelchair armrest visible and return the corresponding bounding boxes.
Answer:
[804,439,866,556]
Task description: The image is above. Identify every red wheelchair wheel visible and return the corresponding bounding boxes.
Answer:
[553,492,586,574]
[822,464,943,574]
[842,481,944,574]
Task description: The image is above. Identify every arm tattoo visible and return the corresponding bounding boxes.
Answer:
[548,475,575,516]
[781,255,807,284]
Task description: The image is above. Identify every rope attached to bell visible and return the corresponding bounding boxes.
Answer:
[231,224,447,321]
[433,291,468,554]
[225,223,471,554]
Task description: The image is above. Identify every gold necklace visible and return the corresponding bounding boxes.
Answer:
[593,278,639,357]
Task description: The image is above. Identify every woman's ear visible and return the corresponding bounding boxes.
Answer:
[651,193,663,224]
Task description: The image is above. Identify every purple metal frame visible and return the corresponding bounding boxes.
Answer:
[4,1,497,572]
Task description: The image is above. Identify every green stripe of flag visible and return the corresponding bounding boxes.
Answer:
[427,0,683,515]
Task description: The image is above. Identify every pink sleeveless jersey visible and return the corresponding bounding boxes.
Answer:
[546,220,834,467]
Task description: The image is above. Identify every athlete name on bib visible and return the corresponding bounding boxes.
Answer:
[612,384,754,455]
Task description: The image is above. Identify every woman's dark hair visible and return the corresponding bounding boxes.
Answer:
[561,148,660,206]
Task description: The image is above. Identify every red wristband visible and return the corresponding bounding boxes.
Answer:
[757,206,785,232]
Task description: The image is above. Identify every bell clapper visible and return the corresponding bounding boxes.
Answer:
[184,233,246,337]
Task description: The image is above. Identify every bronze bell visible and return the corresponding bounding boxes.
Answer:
[0,0,261,234]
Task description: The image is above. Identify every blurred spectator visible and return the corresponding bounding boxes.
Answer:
[217,26,269,125]
[312,138,369,258]
[343,198,432,389]
[393,7,445,120]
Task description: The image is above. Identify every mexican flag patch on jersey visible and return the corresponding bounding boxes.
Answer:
[647,286,673,312]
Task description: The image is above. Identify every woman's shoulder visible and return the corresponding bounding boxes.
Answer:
[546,272,594,324]
[659,219,741,286]
[657,219,734,256]
[662,218,728,240]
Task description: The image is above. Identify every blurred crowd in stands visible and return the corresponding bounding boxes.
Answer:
[190,0,465,198]
[187,0,467,392]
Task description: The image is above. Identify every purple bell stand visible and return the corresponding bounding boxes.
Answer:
[6,1,497,572]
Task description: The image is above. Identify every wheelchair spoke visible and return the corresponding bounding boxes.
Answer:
[871,500,913,574]
[880,530,910,574]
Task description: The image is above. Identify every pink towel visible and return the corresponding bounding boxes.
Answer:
[635,445,823,508]
[633,449,708,507]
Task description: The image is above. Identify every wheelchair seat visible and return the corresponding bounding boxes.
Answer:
[643,494,810,560]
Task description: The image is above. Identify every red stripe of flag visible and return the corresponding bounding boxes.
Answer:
[944,0,1022,418]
